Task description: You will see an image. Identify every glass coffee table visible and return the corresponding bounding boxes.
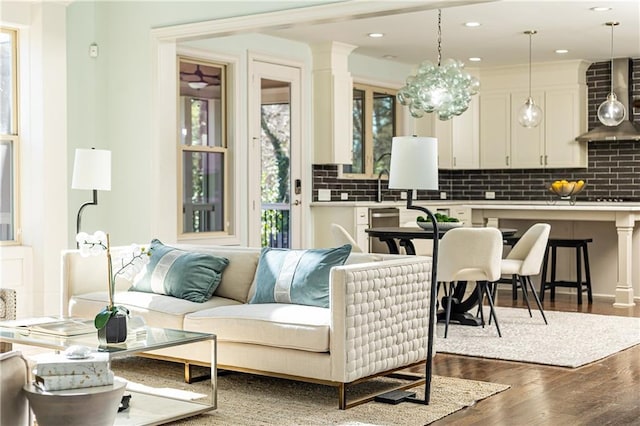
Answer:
[0,320,216,426]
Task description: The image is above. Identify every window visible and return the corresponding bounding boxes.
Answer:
[178,57,228,236]
[344,83,397,177]
[0,28,19,244]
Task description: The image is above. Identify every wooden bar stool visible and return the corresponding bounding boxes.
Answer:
[540,238,593,305]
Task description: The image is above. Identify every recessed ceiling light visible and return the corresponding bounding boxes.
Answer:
[468,57,482,62]
[590,6,612,12]
[464,22,481,27]
[383,54,397,59]
[368,33,384,38]
[555,49,569,54]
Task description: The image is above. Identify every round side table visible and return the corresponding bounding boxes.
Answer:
[23,380,126,426]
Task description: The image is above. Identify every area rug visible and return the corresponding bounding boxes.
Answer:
[435,307,640,368]
[110,357,509,425]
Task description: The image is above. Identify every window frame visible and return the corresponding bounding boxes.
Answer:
[0,27,20,246]
[177,56,229,239]
[343,82,398,179]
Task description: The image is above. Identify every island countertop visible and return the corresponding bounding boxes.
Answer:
[468,202,639,308]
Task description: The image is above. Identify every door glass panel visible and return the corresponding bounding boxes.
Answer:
[182,151,224,233]
[261,79,291,248]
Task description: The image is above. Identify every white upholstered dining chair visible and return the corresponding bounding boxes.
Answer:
[497,223,550,324]
[330,223,364,253]
[438,227,504,338]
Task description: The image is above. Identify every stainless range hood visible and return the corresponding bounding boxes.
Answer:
[576,58,640,142]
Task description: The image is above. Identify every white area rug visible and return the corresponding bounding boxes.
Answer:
[434,307,640,368]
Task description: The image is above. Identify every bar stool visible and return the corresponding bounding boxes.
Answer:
[540,238,593,305]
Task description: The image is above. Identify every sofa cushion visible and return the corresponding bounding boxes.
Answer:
[184,304,330,352]
[249,245,351,308]
[170,245,261,304]
[130,239,229,303]
[69,291,241,330]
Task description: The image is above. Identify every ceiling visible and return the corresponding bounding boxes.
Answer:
[264,1,640,68]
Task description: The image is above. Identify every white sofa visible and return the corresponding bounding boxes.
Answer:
[62,244,433,409]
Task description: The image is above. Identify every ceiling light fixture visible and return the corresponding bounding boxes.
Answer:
[590,6,612,12]
[517,30,543,128]
[555,49,569,54]
[468,57,482,62]
[464,22,481,27]
[597,21,626,126]
[397,9,480,121]
[368,32,384,38]
[180,64,220,90]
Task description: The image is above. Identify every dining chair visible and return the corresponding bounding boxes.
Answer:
[438,227,503,338]
[330,223,364,252]
[496,223,550,324]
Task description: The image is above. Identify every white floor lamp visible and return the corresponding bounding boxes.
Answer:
[376,135,440,405]
[72,148,111,240]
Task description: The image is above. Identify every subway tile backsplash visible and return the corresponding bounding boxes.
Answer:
[313,59,640,202]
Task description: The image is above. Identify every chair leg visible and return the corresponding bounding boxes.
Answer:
[576,244,583,305]
[444,282,454,339]
[526,276,548,325]
[540,245,550,302]
[482,282,502,337]
[583,244,593,304]
[518,275,533,317]
[476,283,486,328]
[550,245,557,301]
[512,275,518,301]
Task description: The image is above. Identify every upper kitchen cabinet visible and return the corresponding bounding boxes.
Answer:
[434,95,480,169]
[479,60,589,169]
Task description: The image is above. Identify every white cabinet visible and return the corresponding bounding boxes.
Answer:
[479,61,588,170]
[435,96,480,169]
[480,91,511,169]
[480,87,587,169]
[311,205,369,251]
[544,88,587,168]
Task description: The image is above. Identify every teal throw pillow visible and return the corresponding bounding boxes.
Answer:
[249,244,351,308]
[130,239,229,303]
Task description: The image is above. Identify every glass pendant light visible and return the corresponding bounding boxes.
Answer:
[397,9,480,121]
[597,21,625,126]
[517,30,542,128]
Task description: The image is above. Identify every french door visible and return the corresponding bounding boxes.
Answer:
[248,58,302,248]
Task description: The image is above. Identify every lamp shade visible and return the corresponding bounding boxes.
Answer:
[71,148,111,191]
[389,136,439,190]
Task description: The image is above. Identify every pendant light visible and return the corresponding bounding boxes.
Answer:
[597,21,626,126]
[397,9,480,121]
[517,30,542,128]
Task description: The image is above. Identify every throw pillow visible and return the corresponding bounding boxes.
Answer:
[130,239,229,303]
[249,244,351,308]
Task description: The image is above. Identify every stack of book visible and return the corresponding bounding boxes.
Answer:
[33,352,114,391]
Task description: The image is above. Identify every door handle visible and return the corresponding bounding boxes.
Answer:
[293,200,301,206]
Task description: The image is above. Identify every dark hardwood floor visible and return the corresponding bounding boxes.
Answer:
[430,292,640,426]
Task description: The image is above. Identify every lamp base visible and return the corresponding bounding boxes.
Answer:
[374,390,417,405]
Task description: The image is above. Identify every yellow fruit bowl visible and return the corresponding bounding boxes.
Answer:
[548,180,586,198]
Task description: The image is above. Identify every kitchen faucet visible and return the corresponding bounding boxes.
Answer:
[375,152,392,203]
[377,169,389,203]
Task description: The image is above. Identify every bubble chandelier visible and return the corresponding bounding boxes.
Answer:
[397,9,480,121]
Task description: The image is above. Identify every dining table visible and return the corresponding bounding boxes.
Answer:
[365,226,518,327]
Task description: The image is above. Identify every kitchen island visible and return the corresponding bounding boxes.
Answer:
[469,202,640,307]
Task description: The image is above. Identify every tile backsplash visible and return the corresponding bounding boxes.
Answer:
[313,59,640,202]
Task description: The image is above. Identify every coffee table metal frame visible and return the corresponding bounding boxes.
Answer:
[0,321,216,426]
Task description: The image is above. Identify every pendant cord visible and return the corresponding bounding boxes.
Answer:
[528,32,532,97]
[437,9,442,67]
[609,23,614,95]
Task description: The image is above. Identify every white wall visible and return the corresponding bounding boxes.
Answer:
[0,1,67,316]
